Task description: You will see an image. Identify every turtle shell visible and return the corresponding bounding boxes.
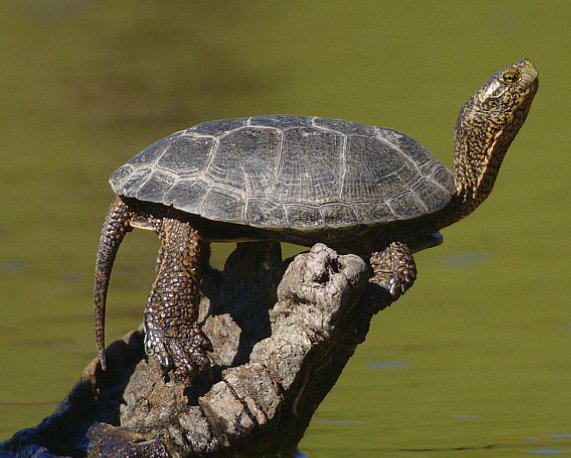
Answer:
[110,115,455,238]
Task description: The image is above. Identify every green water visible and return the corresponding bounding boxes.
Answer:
[0,1,569,456]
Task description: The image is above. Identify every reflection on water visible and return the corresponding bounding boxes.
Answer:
[292,452,309,458]
[523,433,571,455]
[0,261,25,273]
[524,451,571,455]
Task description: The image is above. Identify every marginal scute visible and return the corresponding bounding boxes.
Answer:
[113,168,152,197]
[246,199,286,228]
[285,205,322,229]
[352,202,395,224]
[109,164,133,190]
[319,203,359,226]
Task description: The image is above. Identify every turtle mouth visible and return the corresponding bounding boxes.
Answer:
[517,59,539,92]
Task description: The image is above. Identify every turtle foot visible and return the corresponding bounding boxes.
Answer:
[145,321,213,374]
[367,241,417,310]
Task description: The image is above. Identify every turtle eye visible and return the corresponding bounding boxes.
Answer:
[501,69,520,84]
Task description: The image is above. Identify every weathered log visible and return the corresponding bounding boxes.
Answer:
[1,242,400,458]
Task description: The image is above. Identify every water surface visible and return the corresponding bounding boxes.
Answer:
[0,1,569,456]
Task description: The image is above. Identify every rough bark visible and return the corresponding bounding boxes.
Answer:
[1,242,397,458]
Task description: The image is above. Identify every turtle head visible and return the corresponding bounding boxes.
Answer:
[453,59,538,215]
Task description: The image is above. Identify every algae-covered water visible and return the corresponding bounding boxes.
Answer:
[1,1,570,456]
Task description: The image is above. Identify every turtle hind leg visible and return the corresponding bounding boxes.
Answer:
[144,217,212,375]
[367,242,417,311]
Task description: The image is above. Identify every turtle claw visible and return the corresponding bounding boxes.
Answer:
[145,322,212,374]
[175,325,213,372]
[364,281,391,307]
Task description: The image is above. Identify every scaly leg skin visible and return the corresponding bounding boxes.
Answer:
[94,196,133,370]
[144,217,213,375]
[368,241,417,311]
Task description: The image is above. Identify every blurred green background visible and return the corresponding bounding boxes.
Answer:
[0,1,569,456]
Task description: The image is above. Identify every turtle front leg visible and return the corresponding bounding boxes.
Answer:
[144,217,212,375]
[368,241,417,310]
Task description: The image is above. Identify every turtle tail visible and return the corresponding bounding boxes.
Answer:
[94,195,133,370]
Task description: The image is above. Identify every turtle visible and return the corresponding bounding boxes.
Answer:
[94,59,538,375]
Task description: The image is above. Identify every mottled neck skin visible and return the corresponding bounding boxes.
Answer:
[437,59,539,231]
